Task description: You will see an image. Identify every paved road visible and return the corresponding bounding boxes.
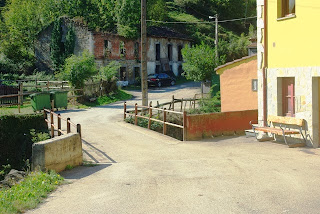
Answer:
[29,83,320,214]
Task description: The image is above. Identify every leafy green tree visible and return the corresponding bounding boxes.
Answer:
[147,0,168,23]
[61,51,97,89]
[181,42,218,82]
[65,27,76,58]
[114,0,140,39]
[99,61,121,81]
[50,18,64,71]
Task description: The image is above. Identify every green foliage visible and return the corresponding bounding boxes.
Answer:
[99,61,121,81]
[80,90,132,108]
[60,51,97,89]
[114,0,140,39]
[0,114,48,171]
[50,18,64,71]
[30,129,50,143]
[188,91,221,114]
[147,0,168,23]
[182,42,218,82]
[0,164,11,181]
[0,171,64,213]
[64,26,75,59]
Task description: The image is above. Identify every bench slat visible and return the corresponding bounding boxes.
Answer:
[268,115,304,127]
[255,127,300,135]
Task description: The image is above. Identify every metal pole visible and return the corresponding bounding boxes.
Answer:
[141,0,148,107]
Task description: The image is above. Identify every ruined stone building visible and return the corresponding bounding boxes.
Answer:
[35,18,192,84]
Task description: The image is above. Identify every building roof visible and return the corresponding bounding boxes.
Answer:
[215,54,257,75]
[147,26,192,41]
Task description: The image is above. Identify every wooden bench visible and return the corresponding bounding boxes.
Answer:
[251,116,306,146]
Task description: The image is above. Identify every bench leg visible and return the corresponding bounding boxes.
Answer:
[282,129,288,145]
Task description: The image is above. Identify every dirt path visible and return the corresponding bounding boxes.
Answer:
[28,83,320,214]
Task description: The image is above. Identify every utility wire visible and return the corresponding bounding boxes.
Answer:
[146,16,257,24]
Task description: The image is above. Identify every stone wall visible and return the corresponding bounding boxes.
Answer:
[32,133,83,172]
[266,67,320,147]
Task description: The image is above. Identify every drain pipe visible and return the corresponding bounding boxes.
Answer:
[263,0,268,125]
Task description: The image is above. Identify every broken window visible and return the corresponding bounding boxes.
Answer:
[104,40,111,57]
[156,44,160,61]
[279,0,295,18]
[120,67,126,81]
[134,42,139,59]
[178,45,183,61]
[167,44,172,61]
[120,41,126,58]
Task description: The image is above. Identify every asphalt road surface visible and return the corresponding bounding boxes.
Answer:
[28,82,320,214]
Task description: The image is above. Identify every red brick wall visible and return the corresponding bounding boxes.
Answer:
[93,33,140,60]
[186,110,258,140]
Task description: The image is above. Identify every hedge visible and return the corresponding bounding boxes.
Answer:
[0,114,48,170]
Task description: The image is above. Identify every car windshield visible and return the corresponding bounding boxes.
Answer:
[148,74,158,78]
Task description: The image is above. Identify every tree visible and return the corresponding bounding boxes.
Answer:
[61,51,97,89]
[50,18,64,71]
[147,0,168,23]
[181,42,218,82]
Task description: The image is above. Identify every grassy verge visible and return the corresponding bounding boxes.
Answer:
[77,90,132,108]
[0,171,64,214]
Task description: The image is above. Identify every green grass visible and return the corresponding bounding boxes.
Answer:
[78,90,132,108]
[0,171,64,214]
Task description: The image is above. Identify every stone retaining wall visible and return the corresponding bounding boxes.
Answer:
[32,133,83,172]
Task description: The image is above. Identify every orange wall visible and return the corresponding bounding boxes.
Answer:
[220,59,257,112]
[186,110,258,140]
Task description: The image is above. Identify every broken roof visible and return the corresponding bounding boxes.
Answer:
[147,26,192,41]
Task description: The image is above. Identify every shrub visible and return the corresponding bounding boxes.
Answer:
[0,114,48,171]
[99,61,121,81]
[59,51,98,89]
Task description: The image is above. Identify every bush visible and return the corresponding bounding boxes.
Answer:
[98,61,121,81]
[0,114,48,172]
[59,51,97,89]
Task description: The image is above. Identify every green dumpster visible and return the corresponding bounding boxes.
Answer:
[30,92,51,111]
[50,91,68,109]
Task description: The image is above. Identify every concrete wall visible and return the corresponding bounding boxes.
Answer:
[267,0,320,68]
[32,133,83,172]
[220,59,258,112]
[186,110,258,140]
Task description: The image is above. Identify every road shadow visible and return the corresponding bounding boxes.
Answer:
[82,139,117,163]
[56,109,88,114]
[60,164,112,180]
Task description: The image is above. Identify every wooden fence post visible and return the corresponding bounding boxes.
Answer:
[18,82,23,113]
[50,111,54,138]
[172,95,175,111]
[47,81,49,91]
[181,98,183,112]
[183,111,187,141]
[163,108,167,135]
[124,102,127,120]
[77,124,82,138]
[148,102,152,129]
[67,118,71,134]
[58,114,61,136]
[134,103,138,125]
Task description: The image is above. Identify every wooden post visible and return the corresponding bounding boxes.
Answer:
[58,114,61,136]
[124,102,127,120]
[183,111,187,141]
[194,98,196,109]
[181,98,183,112]
[50,111,54,138]
[148,102,152,129]
[163,108,167,135]
[47,81,49,91]
[172,95,175,111]
[18,82,21,113]
[77,124,82,138]
[43,109,47,120]
[61,81,64,89]
[67,118,71,134]
[134,103,138,125]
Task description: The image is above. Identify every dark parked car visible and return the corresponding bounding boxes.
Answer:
[147,73,176,87]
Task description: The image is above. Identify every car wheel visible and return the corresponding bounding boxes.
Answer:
[157,81,162,87]
[170,80,176,86]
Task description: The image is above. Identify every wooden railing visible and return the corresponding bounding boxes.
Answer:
[0,80,83,112]
[44,109,81,138]
[124,102,187,141]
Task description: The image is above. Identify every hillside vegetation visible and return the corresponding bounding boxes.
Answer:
[0,0,256,75]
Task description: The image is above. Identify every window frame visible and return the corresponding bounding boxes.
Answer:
[278,0,296,20]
